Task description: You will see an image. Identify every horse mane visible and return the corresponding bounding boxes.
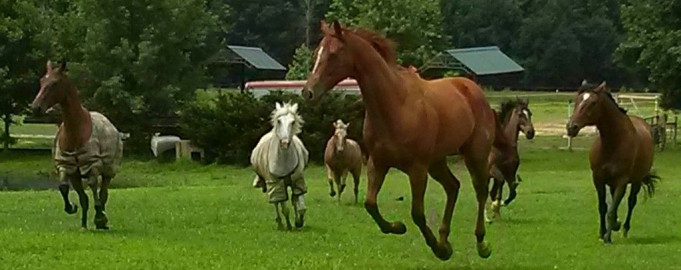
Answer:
[498,99,526,124]
[579,83,627,114]
[347,28,398,66]
[270,102,304,135]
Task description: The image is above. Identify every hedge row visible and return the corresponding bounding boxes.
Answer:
[179,91,365,165]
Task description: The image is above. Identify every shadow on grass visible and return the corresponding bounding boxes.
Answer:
[622,234,681,245]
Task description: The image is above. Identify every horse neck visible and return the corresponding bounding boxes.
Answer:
[595,98,631,147]
[503,111,520,146]
[59,83,91,146]
[346,34,408,130]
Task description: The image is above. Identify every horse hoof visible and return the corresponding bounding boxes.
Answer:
[295,214,305,228]
[611,221,621,232]
[391,222,407,234]
[477,241,492,259]
[623,229,629,238]
[434,242,453,261]
[65,205,78,215]
[330,191,336,197]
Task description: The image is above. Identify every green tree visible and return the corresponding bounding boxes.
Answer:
[617,0,681,108]
[326,0,447,67]
[0,0,49,150]
[50,0,222,150]
[442,0,522,53]
[286,45,313,80]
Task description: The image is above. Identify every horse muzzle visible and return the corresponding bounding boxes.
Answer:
[566,122,581,137]
[280,139,291,149]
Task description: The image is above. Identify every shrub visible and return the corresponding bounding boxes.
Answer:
[180,90,365,165]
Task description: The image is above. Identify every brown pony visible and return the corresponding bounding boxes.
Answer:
[487,98,535,221]
[31,60,123,229]
[303,21,507,260]
[324,119,363,204]
[566,81,659,243]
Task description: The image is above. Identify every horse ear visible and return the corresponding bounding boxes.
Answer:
[275,102,282,110]
[291,103,298,112]
[581,79,588,86]
[524,98,529,105]
[46,60,52,73]
[346,122,350,128]
[595,81,607,93]
[333,121,338,128]
[332,21,343,38]
[59,60,66,72]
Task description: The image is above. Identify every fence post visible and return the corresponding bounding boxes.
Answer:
[567,100,573,151]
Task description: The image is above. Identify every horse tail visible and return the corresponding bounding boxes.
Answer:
[642,172,660,199]
[493,112,511,149]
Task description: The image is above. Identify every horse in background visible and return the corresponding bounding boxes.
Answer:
[487,98,535,221]
[566,80,659,243]
[324,119,363,204]
[31,60,123,230]
[302,21,509,260]
[251,102,309,230]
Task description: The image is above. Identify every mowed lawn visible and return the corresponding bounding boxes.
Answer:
[1,141,680,269]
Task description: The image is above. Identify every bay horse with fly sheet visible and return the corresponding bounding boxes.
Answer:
[566,80,659,243]
[487,98,535,221]
[302,21,509,260]
[31,60,123,230]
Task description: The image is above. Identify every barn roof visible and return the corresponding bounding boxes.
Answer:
[207,45,286,71]
[421,46,523,76]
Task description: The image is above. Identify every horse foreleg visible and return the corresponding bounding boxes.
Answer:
[427,160,461,261]
[274,203,284,230]
[58,169,77,214]
[292,194,306,228]
[70,175,89,229]
[338,171,347,204]
[604,182,627,243]
[609,187,622,231]
[623,182,642,238]
[365,158,405,234]
[280,201,292,230]
[594,181,607,241]
[464,154,492,259]
[326,166,336,197]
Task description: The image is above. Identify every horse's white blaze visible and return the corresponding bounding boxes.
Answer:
[579,93,592,109]
[522,109,530,119]
[276,113,295,143]
[312,45,324,73]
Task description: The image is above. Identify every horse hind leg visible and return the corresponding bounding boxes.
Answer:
[407,164,446,260]
[608,186,622,231]
[274,203,285,231]
[58,169,77,214]
[352,167,361,204]
[427,159,461,261]
[364,158,406,235]
[90,173,109,230]
[623,183,642,238]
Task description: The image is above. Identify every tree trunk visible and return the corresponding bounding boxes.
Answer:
[3,113,10,151]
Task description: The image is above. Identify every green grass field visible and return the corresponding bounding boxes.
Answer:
[1,140,680,269]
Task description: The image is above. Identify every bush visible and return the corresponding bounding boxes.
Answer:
[180,90,365,165]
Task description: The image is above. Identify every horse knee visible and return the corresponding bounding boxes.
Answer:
[411,210,426,226]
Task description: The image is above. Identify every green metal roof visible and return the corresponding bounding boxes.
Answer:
[444,46,523,76]
[226,45,286,71]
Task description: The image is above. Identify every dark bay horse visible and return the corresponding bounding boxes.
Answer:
[487,98,535,221]
[566,81,658,243]
[303,21,508,260]
[31,60,123,229]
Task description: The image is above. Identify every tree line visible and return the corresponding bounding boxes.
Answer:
[1,0,679,151]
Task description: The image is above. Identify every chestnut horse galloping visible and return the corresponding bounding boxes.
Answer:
[303,21,507,260]
[566,81,658,243]
[32,61,123,230]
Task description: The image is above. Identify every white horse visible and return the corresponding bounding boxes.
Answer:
[250,102,309,230]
